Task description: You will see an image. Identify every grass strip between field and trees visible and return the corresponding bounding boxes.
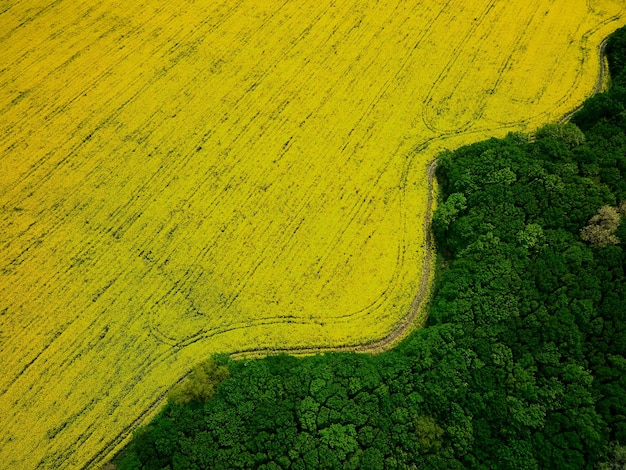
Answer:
[111,27,626,470]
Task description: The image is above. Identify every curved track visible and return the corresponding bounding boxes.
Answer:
[560,36,609,124]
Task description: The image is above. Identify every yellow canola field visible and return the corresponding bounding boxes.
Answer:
[0,0,624,467]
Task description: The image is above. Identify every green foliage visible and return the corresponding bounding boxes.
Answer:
[580,205,622,247]
[599,442,626,470]
[414,416,444,453]
[535,123,586,149]
[168,354,230,404]
[432,192,467,239]
[517,223,544,249]
[319,424,358,457]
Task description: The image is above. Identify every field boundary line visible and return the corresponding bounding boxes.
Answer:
[559,35,610,124]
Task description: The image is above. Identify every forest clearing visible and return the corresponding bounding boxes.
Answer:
[0,0,624,467]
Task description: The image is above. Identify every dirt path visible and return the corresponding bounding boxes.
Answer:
[560,37,609,124]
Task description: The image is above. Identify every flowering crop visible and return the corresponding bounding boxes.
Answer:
[0,0,624,467]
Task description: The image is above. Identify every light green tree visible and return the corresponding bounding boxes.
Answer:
[414,415,444,453]
[535,122,586,148]
[580,205,621,247]
[168,355,230,404]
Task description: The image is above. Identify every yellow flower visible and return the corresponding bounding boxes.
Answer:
[0,0,623,467]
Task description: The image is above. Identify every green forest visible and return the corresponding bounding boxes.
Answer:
[113,27,626,470]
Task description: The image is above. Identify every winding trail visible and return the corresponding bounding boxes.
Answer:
[95,34,613,470]
[560,36,610,124]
